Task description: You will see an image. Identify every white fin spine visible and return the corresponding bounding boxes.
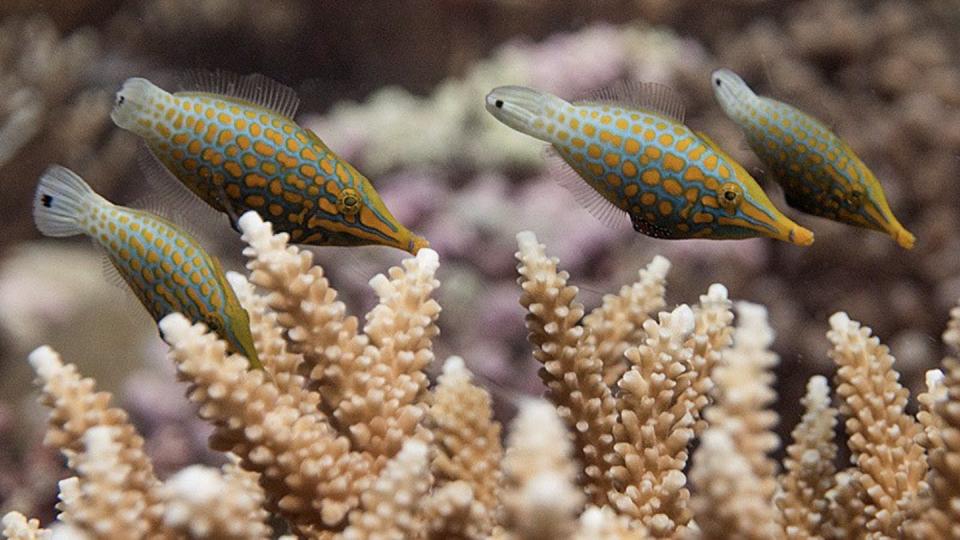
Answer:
[33,165,108,237]
[543,146,631,231]
[178,70,300,119]
[578,80,686,123]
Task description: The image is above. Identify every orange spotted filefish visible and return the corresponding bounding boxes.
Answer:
[33,165,261,369]
[712,69,915,249]
[110,72,428,254]
[485,84,813,245]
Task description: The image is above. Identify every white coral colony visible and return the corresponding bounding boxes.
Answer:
[6,213,960,537]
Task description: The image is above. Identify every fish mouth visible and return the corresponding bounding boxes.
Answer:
[890,225,916,250]
[787,224,815,247]
[407,234,430,255]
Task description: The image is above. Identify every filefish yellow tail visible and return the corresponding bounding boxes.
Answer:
[33,165,262,370]
[34,165,110,237]
[712,68,916,249]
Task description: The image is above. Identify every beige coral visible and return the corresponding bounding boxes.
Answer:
[582,255,671,385]
[342,440,433,540]
[776,375,838,539]
[56,427,166,540]
[905,334,960,538]
[27,346,167,537]
[159,313,372,533]
[608,304,698,535]
[10,227,960,540]
[707,302,781,501]
[1,514,49,540]
[160,461,271,540]
[499,399,583,540]
[688,428,783,540]
[515,230,618,506]
[426,356,502,536]
[828,311,928,537]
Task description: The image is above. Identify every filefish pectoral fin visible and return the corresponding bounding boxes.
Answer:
[545,145,631,231]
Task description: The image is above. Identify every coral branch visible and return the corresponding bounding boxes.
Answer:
[499,400,583,540]
[828,312,928,536]
[27,346,166,536]
[342,440,433,540]
[776,375,838,539]
[608,305,697,536]
[515,230,618,506]
[159,313,372,533]
[160,462,271,540]
[582,256,671,385]
[688,428,783,540]
[427,357,502,536]
[1,513,49,540]
[56,427,171,539]
[238,211,366,410]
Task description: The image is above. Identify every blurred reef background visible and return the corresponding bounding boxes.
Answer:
[1,0,959,524]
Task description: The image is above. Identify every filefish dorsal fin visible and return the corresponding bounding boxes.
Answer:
[577,81,686,123]
[178,70,300,119]
[543,145,631,231]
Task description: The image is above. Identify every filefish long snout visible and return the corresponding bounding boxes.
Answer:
[711,68,915,249]
[485,84,813,246]
[33,165,262,369]
[110,73,428,255]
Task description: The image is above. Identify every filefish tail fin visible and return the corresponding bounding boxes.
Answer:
[34,165,106,237]
[111,77,164,131]
[485,86,564,140]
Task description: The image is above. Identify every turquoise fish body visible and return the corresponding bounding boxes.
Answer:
[712,69,915,248]
[111,75,428,254]
[33,165,261,368]
[485,85,813,245]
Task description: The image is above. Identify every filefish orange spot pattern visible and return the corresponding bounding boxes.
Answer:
[712,68,915,249]
[485,83,813,246]
[110,73,428,254]
[32,165,262,369]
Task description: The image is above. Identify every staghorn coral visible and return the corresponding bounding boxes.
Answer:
[706,302,781,503]
[776,375,838,539]
[828,312,928,537]
[9,227,960,539]
[497,400,583,540]
[905,304,960,538]
[1,514,48,540]
[426,356,501,537]
[159,462,271,540]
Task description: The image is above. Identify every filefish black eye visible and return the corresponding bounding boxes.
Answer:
[715,79,722,87]
[117,95,125,105]
[495,99,504,108]
[844,184,865,208]
[41,193,53,208]
[718,182,743,212]
[337,188,362,217]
